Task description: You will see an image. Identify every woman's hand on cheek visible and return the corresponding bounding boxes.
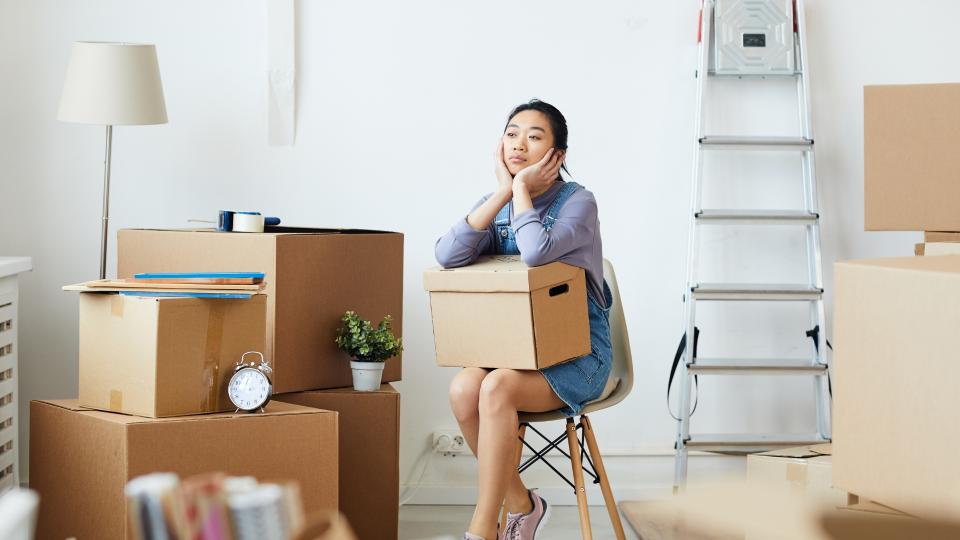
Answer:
[495,140,514,194]
[515,148,563,194]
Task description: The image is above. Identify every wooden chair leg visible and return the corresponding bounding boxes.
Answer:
[567,417,593,539]
[500,423,528,530]
[582,415,626,540]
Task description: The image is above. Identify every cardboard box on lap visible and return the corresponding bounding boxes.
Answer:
[29,400,338,540]
[117,227,404,393]
[78,293,266,417]
[423,255,590,370]
[834,255,960,519]
[276,384,400,540]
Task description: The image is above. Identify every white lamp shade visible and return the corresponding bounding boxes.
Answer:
[58,41,168,125]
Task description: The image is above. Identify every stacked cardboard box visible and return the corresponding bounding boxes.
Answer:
[30,227,404,539]
[828,83,960,521]
[116,227,405,540]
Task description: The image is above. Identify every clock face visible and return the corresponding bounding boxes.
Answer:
[228,368,271,411]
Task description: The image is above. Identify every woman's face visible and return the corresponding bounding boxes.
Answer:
[502,110,557,176]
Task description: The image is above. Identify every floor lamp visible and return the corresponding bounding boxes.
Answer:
[58,42,168,279]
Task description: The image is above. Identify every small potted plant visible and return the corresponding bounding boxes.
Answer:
[335,311,403,391]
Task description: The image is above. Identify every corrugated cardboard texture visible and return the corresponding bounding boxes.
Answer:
[834,256,960,519]
[117,228,403,393]
[30,399,338,540]
[864,83,960,231]
[79,294,266,417]
[426,258,590,369]
[276,384,399,540]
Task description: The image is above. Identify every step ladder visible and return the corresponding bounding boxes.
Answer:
[672,0,831,489]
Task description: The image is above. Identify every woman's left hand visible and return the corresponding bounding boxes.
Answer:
[513,148,564,194]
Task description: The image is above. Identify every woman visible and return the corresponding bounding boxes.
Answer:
[435,99,612,540]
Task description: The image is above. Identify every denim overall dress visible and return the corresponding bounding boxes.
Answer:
[494,181,614,416]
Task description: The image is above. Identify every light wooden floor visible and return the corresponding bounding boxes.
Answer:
[399,504,642,540]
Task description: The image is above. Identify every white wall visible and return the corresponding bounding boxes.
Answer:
[0,0,951,503]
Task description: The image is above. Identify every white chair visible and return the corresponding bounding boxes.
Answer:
[0,488,40,540]
[502,259,633,539]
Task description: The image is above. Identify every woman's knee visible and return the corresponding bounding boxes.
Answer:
[449,369,485,421]
[478,369,518,414]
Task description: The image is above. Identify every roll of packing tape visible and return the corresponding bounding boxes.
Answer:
[232,213,265,233]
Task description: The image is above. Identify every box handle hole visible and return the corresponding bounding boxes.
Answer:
[549,284,569,297]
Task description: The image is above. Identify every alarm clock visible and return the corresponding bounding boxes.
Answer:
[228,351,273,413]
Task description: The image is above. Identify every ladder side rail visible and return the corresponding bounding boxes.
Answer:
[674,0,715,491]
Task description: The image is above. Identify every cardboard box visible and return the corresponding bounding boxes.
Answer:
[276,385,399,540]
[834,255,960,519]
[922,242,960,256]
[78,293,266,417]
[747,444,848,508]
[864,83,960,231]
[117,228,404,393]
[423,255,590,369]
[30,399,338,540]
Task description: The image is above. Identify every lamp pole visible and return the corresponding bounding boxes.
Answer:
[100,125,113,280]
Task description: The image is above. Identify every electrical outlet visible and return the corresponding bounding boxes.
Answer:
[433,429,468,455]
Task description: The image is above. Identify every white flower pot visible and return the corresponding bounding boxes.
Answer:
[350,361,385,391]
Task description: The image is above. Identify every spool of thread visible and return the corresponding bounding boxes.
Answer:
[232,213,265,233]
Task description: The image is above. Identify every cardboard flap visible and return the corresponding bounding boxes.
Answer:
[423,256,583,292]
[756,443,832,459]
[125,226,398,236]
[33,399,330,424]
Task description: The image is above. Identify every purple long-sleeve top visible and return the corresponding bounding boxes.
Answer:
[435,180,607,307]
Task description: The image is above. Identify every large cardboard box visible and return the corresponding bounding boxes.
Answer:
[423,255,590,369]
[834,255,960,519]
[864,83,960,231]
[117,228,403,393]
[79,293,266,417]
[29,399,338,540]
[276,384,399,540]
[747,444,848,508]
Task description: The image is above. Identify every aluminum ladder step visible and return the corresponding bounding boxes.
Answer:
[685,433,830,452]
[696,209,818,225]
[699,136,814,151]
[687,358,828,375]
[692,283,823,301]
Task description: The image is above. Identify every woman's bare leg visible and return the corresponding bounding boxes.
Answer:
[468,369,564,539]
[449,368,489,455]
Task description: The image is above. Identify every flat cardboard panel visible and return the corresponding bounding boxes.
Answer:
[30,400,128,539]
[834,256,960,519]
[79,294,266,417]
[531,270,591,368]
[30,400,337,540]
[117,228,403,393]
[864,83,960,231]
[274,233,403,391]
[276,385,399,540]
[922,242,960,256]
[79,294,160,417]
[430,291,537,368]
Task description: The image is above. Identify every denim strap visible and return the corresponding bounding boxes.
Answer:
[543,182,582,231]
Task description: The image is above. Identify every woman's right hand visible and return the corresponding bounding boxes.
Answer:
[494,139,514,195]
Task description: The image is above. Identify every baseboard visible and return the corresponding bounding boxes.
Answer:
[400,484,673,506]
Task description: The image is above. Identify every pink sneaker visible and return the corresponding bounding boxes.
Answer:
[501,489,550,540]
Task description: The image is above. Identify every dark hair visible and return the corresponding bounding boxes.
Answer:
[504,99,570,176]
